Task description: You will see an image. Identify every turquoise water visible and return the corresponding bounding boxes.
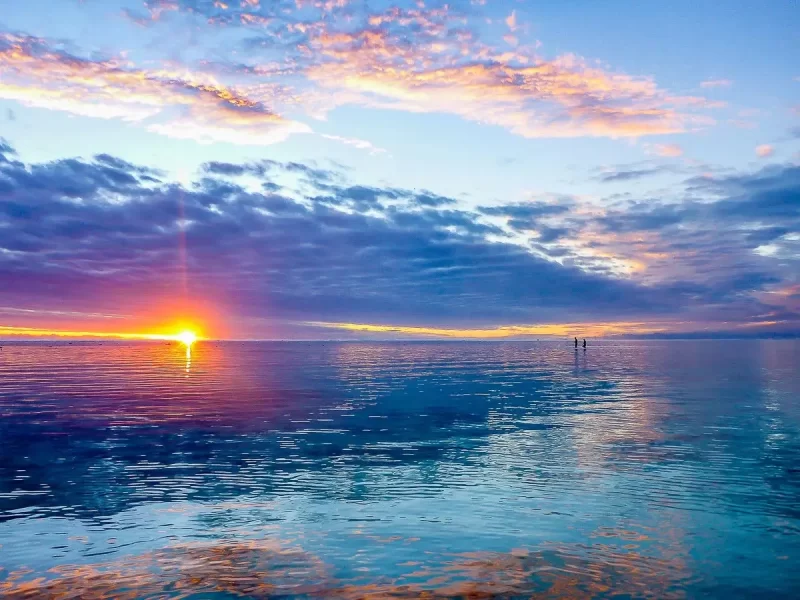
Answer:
[0,340,798,598]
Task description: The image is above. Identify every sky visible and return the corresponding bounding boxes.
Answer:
[0,0,798,340]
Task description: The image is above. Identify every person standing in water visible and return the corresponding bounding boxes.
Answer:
[583,339,587,349]
[574,337,578,349]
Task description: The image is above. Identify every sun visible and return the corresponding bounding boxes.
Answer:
[175,330,198,346]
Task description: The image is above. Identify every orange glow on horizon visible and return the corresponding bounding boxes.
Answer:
[0,325,205,342]
[0,299,221,342]
[304,320,672,338]
[3,318,785,342]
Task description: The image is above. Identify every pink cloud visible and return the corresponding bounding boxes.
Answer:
[653,143,683,157]
[300,8,718,139]
[505,10,518,31]
[700,79,732,88]
[729,119,757,129]
[129,0,179,22]
[147,2,717,141]
[1,2,723,145]
[755,144,774,158]
[0,33,309,145]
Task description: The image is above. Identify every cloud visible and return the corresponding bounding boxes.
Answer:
[505,10,518,31]
[729,119,757,130]
[0,141,682,337]
[0,137,15,158]
[700,79,732,88]
[0,32,309,145]
[755,144,774,158]
[597,168,669,183]
[479,200,571,232]
[653,143,682,157]
[320,134,387,154]
[304,17,714,139]
[1,141,798,337]
[583,165,800,311]
[593,163,682,183]
[96,1,721,142]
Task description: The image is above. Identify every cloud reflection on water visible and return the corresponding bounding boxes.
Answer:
[0,539,690,599]
[1,341,799,596]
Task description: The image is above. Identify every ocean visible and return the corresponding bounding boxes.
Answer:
[1,340,798,598]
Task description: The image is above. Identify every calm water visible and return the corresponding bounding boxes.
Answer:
[0,340,798,598]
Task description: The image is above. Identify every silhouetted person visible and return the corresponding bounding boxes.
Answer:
[574,337,578,349]
[583,339,587,349]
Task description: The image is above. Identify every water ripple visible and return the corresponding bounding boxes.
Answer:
[1,340,799,597]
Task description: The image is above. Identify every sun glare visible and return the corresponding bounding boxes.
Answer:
[176,330,198,346]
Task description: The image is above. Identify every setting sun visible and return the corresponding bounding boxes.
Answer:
[175,330,198,346]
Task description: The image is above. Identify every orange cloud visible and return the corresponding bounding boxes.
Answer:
[0,5,721,145]
[0,33,309,145]
[144,0,180,21]
[303,9,717,139]
[653,143,683,157]
[755,144,774,158]
[505,10,518,31]
[308,56,696,138]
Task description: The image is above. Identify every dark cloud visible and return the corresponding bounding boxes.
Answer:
[480,202,571,220]
[597,168,665,183]
[313,185,396,211]
[1,144,798,335]
[0,143,676,333]
[201,159,342,184]
[202,161,249,177]
[581,165,800,323]
[745,227,792,244]
[593,164,683,183]
[310,185,455,212]
[596,165,799,235]
[411,191,456,208]
[598,203,687,233]
[535,226,570,243]
[480,201,572,234]
[0,137,16,159]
